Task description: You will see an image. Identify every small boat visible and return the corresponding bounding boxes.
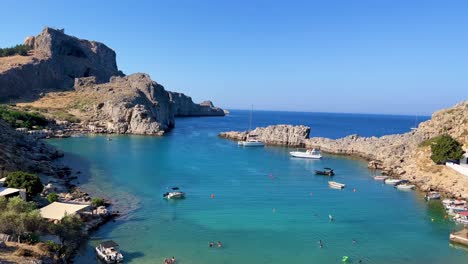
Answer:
[384,178,401,185]
[454,211,468,225]
[443,199,467,207]
[238,135,264,147]
[290,148,322,159]
[163,187,186,199]
[395,183,415,190]
[328,181,346,189]
[95,240,124,263]
[373,175,388,181]
[315,167,334,176]
[425,191,441,201]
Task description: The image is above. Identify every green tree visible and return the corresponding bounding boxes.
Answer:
[46,193,59,203]
[0,197,45,243]
[430,134,464,164]
[91,197,105,207]
[5,171,43,196]
[51,215,84,245]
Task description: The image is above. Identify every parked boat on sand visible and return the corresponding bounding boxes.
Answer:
[395,183,415,190]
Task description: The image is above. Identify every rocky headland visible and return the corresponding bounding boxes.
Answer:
[220,125,310,146]
[220,101,468,198]
[1,27,225,136]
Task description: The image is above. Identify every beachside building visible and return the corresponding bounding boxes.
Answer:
[0,187,27,200]
[39,202,90,221]
[446,150,468,177]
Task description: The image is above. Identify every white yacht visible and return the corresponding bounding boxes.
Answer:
[96,240,124,263]
[238,135,264,147]
[289,148,322,159]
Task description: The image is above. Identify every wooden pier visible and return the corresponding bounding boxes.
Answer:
[450,229,468,247]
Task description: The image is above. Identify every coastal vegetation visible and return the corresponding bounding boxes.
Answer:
[4,171,44,196]
[0,44,31,57]
[429,134,464,164]
[46,193,58,203]
[91,197,106,207]
[0,197,46,243]
[0,105,48,129]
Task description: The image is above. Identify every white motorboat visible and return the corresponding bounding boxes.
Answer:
[425,191,441,201]
[454,211,468,225]
[443,199,466,207]
[238,136,264,147]
[289,148,322,159]
[96,240,124,263]
[384,178,401,185]
[328,181,346,189]
[163,187,186,199]
[395,183,415,190]
[373,175,388,181]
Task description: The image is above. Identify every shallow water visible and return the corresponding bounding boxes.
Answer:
[48,111,468,264]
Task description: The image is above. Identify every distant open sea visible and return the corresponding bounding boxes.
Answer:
[48,110,468,264]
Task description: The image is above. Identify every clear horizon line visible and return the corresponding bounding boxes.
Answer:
[224,108,431,117]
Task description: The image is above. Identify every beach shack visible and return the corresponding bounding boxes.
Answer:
[0,187,27,200]
[40,202,90,222]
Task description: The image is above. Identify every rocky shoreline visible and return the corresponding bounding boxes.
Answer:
[219,101,468,199]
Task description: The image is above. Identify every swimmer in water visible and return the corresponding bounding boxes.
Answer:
[329,214,334,221]
[209,242,214,248]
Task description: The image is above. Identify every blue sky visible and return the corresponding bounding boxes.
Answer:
[1,0,467,115]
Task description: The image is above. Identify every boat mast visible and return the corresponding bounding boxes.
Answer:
[249,104,253,131]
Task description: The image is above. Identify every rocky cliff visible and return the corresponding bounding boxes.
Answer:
[219,101,468,198]
[73,74,175,135]
[306,101,468,198]
[0,27,122,101]
[219,125,310,146]
[0,120,63,176]
[169,92,225,116]
[1,27,225,135]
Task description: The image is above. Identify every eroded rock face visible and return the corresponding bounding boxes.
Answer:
[304,101,468,198]
[169,92,225,116]
[220,125,310,146]
[0,120,63,176]
[74,73,175,135]
[0,27,122,101]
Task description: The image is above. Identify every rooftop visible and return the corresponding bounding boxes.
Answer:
[0,187,21,197]
[39,202,90,220]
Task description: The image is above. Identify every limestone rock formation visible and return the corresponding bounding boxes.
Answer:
[0,27,122,101]
[169,92,225,116]
[72,73,175,135]
[220,125,310,146]
[304,101,468,198]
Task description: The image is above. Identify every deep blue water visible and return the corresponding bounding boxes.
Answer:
[47,111,468,264]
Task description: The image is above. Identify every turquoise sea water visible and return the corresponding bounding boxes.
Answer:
[48,111,468,264]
